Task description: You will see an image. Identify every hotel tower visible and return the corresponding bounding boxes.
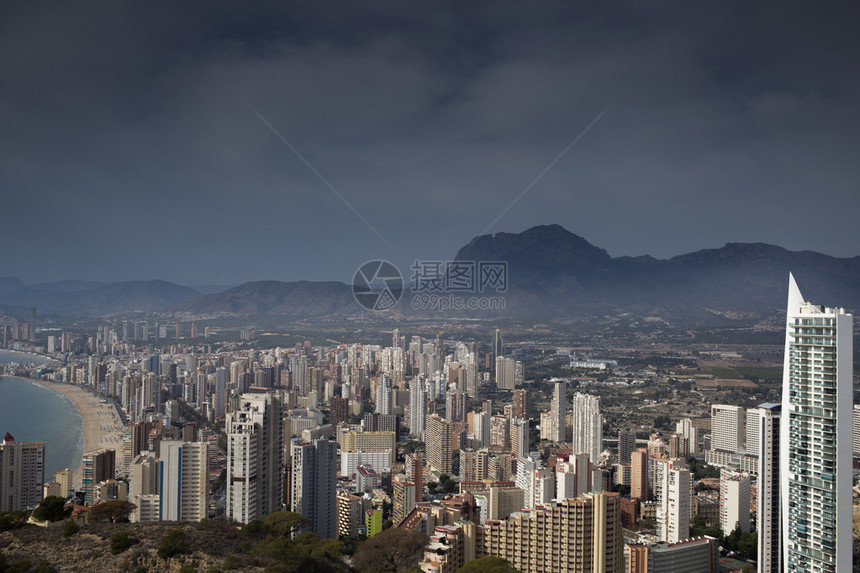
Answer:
[780,274,852,572]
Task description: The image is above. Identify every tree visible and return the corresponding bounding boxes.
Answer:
[352,527,428,572]
[88,500,137,523]
[62,520,80,538]
[261,511,307,537]
[110,531,140,554]
[158,529,191,559]
[613,484,630,496]
[32,496,71,522]
[458,556,523,572]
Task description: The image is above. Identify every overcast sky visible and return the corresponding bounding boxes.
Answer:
[2,1,859,286]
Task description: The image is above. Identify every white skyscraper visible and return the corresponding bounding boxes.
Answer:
[756,403,782,573]
[853,404,860,456]
[495,356,522,390]
[654,459,691,543]
[159,440,209,522]
[675,418,698,456]
[745,408,761,456]
[292,355,308,395]
[549,380,567,442]
[408,377,427,438]
[720,469,751,535]
[375,374,392,415]
[512,418,529,459]
[215,367,227,419]
[572,393,602,464]
[0,435,45,511]
[226,393,284,523]
[781,274,852,572]
[291,438,337,539]
[710,404,744,453]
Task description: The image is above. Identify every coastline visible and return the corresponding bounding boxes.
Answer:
[0,349,59,365]
[24,379,124,487]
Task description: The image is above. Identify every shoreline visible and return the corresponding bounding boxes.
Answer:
[0,349,60,365]
[24,378,124,488]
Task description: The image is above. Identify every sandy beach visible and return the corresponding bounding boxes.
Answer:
[28,380,124,487]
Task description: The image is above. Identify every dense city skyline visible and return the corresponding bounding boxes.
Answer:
[3,2,860,285]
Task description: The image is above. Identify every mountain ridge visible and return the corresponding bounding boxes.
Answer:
[2,225,858,323]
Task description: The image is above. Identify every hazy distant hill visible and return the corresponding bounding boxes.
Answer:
[3,225,858,322]
[0,277,25,295]
[454,224,860,320]
[172,281,355,316]
[0,280,200,316]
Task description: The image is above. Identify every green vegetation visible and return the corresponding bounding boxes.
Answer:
[32,497,71,523]
[61,520,80,538]
[689,459,721,480]
[723,525,757,561]
[735,366,782,382]
[110,531,140,554]
[688,517,756,562]
[243,512,348,572]
[689,515,722,540]
[428,474,458,495]
[89,500,137,523]
[158,529,191,559]
[0,511,29,532]
[352,527,428,573]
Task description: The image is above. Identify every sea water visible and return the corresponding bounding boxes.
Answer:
[0,368,85,479]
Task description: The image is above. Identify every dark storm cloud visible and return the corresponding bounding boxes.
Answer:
[2,1,859,284]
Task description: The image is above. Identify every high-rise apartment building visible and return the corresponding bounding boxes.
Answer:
[511,418,528,459]
[572,393,602,464]
[719,470,750,535]
[0,434,45,511]
[338,428,396,467]
[336,491,366,538]
[853,404,860,456]
[392,473,416,525]
[159,440,209,522]
[512,388,529,420]
[495,357,522,390]
[745,408,760,457]
[710,405,744,453]
[780,274,852,572]
[404,452,423,501]
[82,449,116,506]
[630,449,649,501]
[446,391,467,423]
[427,414,454,474]
[479,492,624,573]
[756,403,782,573]
[549,380,567,442]
[375,374,392,415]
[291,438,337,538]
[493,329,504,363]
[675,418,698,456]
[130,453,158,522]
[654,459,690,543]
[625,537,719,573]
[409,378,427,438]
[226,393,284,523]
[618,429,636,466]
[460,448,489,483]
